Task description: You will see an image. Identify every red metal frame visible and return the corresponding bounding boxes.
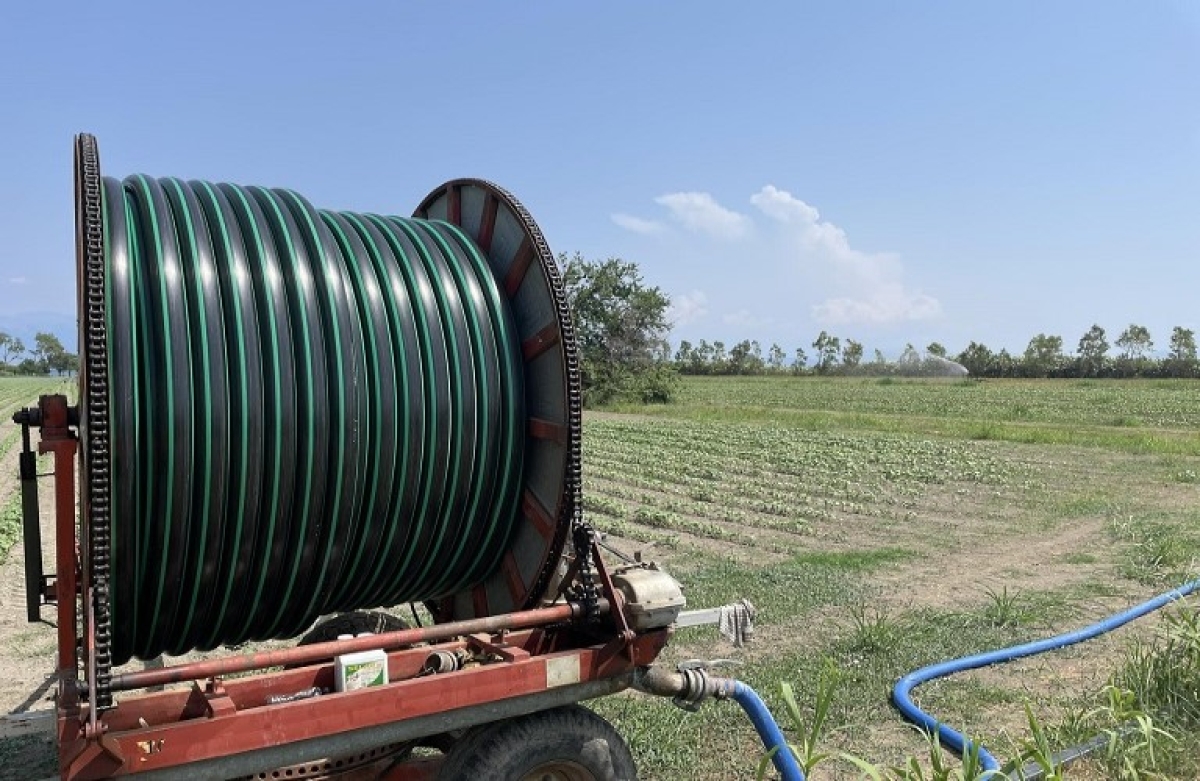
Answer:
[40,397,78,686]
[60,631,669,779]
[35,394,667,780]
[108,600,611,692]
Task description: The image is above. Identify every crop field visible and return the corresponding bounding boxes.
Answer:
[0,378,72,458]
[0,377,74,470]
[584,417,1016,552]
[672,376,1200,430]
[0,375,1198,778]
[0,378,73,566]
[588,376,1200,779]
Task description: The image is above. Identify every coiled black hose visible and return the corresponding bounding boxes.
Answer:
[100,175,529,663]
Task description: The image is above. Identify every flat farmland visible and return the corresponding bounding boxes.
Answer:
[587,376,1200,779]
[674,375,1200,429]
[0,375,1197,778]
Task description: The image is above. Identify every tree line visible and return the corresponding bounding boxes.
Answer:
[559,252,1200,405]
[0,332,78,376]
[675,323,1200,379]
[5,255,1193,407]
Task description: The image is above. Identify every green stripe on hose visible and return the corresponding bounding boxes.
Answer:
[99,176,538,662]
[383,217,473,598]
[123,175,184,658]
[413,220,500,597]
[433,220,525,588]
[318,212,390,608]
[276,189,368,629]
[161,178,221,651]
[336,212,419,609]
[218,183,290,644]
[191,181,256,650]
[125,181,153,660]
[100,178,122,649]
[246,185,324,639]
[359,214,447,601]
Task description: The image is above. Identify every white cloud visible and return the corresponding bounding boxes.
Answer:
[615,184,940,333]
[8,277,27,285]
[655,192,750,240]
[668,289,708,327]
[750,185,940,325]
[722,309,772,329]
[611,213,666,235]
[750,185,856,258]
[750,185,821,225]
[813,286,942,325]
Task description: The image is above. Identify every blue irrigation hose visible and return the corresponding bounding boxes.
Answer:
[730,680,805,781]
[892,577,1200,773]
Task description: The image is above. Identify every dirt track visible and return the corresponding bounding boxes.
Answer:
[0,409,59,778]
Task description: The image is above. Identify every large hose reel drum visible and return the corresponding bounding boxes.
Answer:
[73,134,581,669]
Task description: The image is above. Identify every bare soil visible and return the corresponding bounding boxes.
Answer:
[0,413,60,780]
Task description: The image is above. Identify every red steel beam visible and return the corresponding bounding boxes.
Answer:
[102,640,470,732]
[521,323,560,362]
[39,397,79,690]
[63,632,668,779]
[110,599,611,691]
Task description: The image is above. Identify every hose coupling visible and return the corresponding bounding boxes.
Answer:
[635,659,742,711]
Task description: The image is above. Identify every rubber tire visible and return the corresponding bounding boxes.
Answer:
[298,610,409,645]
[436,705,637,781]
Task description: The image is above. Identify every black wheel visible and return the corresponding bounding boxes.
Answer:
[437,705,637,781]
[298,610,409,645]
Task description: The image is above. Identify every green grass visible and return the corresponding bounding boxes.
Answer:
[1110,515,1200,585]
[981,586,1031,628]
[0,449,50,566]
[614,402,1200,456]
[0,377,73,415]
[584,414,1020,559]
[1059,552,1098,565]
[0,735,57,778]
[669,552,874,623]
[1042,603,1200,779]
[595,581,1131,778]
[0,377,71,465]
[609,376,1200,455]
[664,376,1200,431]
[793,548,915,572]
[0,493,22,567]
[580,375,1200,778]
[0,378,71,566]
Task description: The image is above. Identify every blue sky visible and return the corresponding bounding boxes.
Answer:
[1,2,1197,359]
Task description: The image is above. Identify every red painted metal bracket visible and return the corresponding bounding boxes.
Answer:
[58,631,668,778]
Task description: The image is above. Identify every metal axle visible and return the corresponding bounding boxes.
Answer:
[110,598,612,691]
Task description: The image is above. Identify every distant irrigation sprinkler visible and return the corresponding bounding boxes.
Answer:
[903,353,970,378]
[859,347,969,378]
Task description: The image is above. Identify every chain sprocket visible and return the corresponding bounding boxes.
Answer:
[76,133,113,708]
[473,180,584,608]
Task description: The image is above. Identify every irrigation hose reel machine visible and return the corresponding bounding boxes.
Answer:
[11,134,731,780]
[22,135,1194,781]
